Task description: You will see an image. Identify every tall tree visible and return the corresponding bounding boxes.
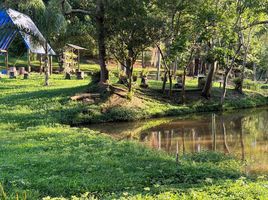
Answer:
[61,0,109,84]
[108,0,163,92]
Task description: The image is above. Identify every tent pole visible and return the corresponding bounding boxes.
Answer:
[28,49,31,73]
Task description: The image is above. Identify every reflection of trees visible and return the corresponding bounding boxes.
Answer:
[234,117,245,161]
[192,129,196,152]
[220,116,230,154]
[212,114,216,151]
[137,108,268,173]
[182,126,185,155]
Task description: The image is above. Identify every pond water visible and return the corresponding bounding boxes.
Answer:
[89,107,268,174]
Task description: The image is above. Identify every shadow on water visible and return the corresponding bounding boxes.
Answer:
[89,107,268,174]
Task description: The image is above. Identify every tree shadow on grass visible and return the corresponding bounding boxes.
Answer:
[0,85,91,128]
[0,85,89,107]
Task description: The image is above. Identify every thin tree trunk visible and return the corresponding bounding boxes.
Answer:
[239,48,248,94]
[162,71,168,93]
[141,51,145,68]
[221,44,242,104]
[96,0,109,84]
[221,71,229,105]
[194,58,200,76]
[156,45,169,94]
[181,67,186,104]
[168,69,172,97]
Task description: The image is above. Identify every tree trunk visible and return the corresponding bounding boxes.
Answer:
[96,0,109,84]
[126,58,133,92]
[162,71,168,94]
[181,67,186,104]
[220,71,229,105]
[168,69,172,97]
[188,60,194,77]
[201,61,217,99]
[141,51,145,68]
[194,58,200,76]
[239,49,248,94]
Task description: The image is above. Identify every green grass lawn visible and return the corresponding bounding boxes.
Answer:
[0,73,267,199]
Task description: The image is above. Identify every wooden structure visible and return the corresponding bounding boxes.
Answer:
[64,44,87,72]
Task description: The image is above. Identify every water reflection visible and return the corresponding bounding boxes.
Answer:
[89,108,268,174]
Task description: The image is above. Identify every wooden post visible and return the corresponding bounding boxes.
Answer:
[27,49,31,73]
[44,42,49,86]
[78,49,80,72]
[5,51,8,71]
[49,56,53,74]
[39,54,42,74]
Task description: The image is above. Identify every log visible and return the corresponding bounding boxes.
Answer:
[71,93,100,101]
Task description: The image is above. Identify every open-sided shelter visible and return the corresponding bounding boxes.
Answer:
[0,8,55,72]
[64,44,87,72]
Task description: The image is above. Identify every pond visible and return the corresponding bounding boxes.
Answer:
[89,107,268,174]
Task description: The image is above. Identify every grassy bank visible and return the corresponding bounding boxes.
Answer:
[1,124,268,199]
[71,75,268,125]
[0,73,266,126]
[0,73,267,199]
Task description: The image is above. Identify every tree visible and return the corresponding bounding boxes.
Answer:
[108,0,163,92]
[61,0,109,84]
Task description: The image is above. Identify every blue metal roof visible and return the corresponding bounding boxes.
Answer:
[0,9,55,55]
